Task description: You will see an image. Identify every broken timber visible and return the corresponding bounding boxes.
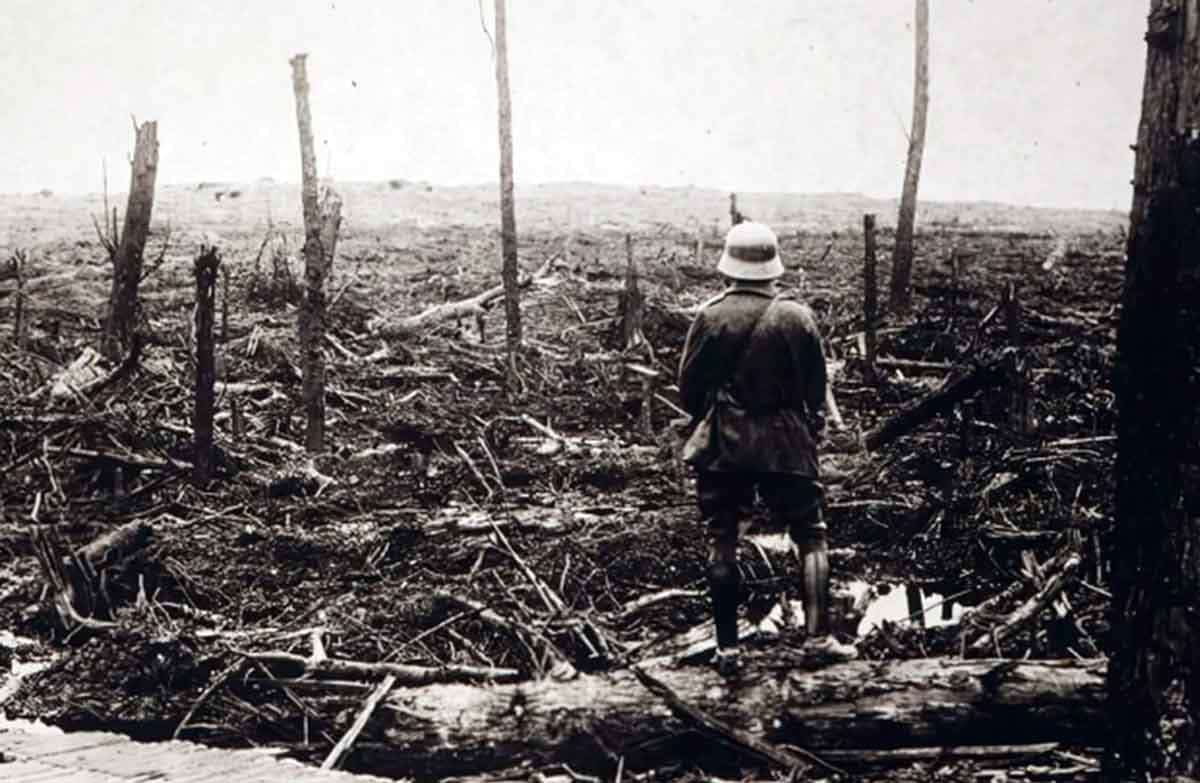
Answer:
[865,357,1010,451]
[367,255,556,339]
[350,656,1104,778]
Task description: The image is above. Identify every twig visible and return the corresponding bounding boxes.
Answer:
[173,659,244,739]
[320,673,397,770]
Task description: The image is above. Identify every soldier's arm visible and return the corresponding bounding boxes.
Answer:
[785,304,828,438]
[677,314,712,418]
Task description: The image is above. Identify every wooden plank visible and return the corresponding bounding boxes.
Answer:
[0,724,394,781]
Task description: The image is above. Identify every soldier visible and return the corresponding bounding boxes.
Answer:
[678,221,857,673]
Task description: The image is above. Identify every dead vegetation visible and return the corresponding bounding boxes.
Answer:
[0,210,1125,781]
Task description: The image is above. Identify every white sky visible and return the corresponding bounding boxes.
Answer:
[1,1,1146,209]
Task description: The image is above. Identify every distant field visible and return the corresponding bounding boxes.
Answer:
[0,181,1129,257]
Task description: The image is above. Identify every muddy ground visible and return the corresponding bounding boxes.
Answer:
[0,185,1125,781]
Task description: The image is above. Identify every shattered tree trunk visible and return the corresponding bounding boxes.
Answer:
[887,0,929,315]
[1108,0,1200,778]
[192,247,221,485]
[864,358,1007,451]
[32,521,154,628]
[102,120,158,361]
[494,0,521,388]
[863,213,878,382]
[619,232,643,348]
[354,657,1105,778]
[290,53,343,454]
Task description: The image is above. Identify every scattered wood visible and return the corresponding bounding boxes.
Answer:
[865,358,1009,451]
[244,649,521,686]
[31,521,154,630]
[820,742,1060,766]
[369,255,556,340]
[968,554,1082,653]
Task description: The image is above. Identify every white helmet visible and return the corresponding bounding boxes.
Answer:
[716,221,784,281]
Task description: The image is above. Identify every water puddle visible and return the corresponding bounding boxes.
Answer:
[754,581,971,639]
[855,583,969,637]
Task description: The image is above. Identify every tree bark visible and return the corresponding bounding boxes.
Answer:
[863,213,878,382]
[192,247,221,485]
[354,657,1105,779]
[494,0,521,389]
[102,120,158,361]
[290,53,342,454]
[887,0,929,315]
[1107,1,1200,778]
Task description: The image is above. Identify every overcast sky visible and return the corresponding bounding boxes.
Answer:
[1,1,1146,209]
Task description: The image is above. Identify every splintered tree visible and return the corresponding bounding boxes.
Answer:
[102,119,159,361]
[290,53,343,454]
[493,0,521,387]
[1107,1,1200,778]
[192,246,221,486]
[887,0,929,315]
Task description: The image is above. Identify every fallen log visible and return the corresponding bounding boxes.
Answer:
[358,655,1105,778]
[865,357,1009,451]
[368,256,556,339]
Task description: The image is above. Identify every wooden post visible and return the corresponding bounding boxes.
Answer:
[193,246,221,486]
[494,0,521,389]
[1003,283,1032,435]
[220,265,230,344]
[1108,3,1200,775]
[863,214,878,383]
[620,233,643,349]
[9,250,27,349]
[290,53,342,454]
[887,0,929,315]
[729,192,743,225]
[102,119,159,361]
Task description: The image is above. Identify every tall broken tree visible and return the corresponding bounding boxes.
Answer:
[290,53,343,454]
[493,0,521,389]
[101,119,159,361]
[1107,0,1200,778]
[887,0,930,315]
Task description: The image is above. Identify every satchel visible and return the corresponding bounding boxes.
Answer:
[677,297,776,467]
[679,404,718,465]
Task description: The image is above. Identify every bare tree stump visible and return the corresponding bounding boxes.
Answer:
[619,233,644,349]
[862,213,878,383]
[193,246,221,485]
[102,119,159,361]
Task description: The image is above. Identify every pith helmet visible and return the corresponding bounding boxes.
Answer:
[717,221,784,281]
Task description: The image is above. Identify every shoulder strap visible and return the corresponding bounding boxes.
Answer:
[711,295,776,400]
